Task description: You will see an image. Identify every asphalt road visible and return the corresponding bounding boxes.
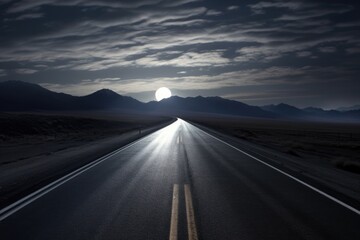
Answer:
[0,119,359,240]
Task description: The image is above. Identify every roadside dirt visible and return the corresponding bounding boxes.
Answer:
[0,112,175,208]
[183,114,360,204]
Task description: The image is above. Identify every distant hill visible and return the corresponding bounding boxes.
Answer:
[0,81,359,122]
[0,81,142,111]
[302,107,343,119]
[0,81,76,111]
[261,103,360,122]
[302,107,324,114]
[336,105,360,112]
[262,103,306,118]
[147,96,276,118]
[0,81,276,118]
[80,89,143,110]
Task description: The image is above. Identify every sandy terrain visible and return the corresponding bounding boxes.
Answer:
[1,111,359,208]
[182,114,360,203]
[0,112,174,208]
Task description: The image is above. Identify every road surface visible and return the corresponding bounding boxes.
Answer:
[0,119,359,239]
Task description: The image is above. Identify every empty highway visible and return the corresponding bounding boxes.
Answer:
[0,119,359,240]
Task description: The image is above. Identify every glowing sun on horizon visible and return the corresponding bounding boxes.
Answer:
[155,87,172,101]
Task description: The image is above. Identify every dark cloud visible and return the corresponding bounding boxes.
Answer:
[0,0,359,108]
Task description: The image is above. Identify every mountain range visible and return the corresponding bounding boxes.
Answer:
[336,105,360,112]
[261,103,360,121]
[0,80,359,122]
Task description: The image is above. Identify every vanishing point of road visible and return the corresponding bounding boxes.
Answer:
[0,119,359,239]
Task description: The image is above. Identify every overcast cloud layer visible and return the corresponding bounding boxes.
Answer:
[0,0,359,108]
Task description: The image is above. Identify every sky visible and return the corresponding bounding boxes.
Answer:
[0,0,359,108]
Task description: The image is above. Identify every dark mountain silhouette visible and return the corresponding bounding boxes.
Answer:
[80,89,143,110]
[262,103,306,118]
[0,80,359,121]
[0,81,142,111]
[336,105,360,112]
[0,80,76,111]
[0,81,276,118]
[262,103,360,122]
[147,96,276,118]
[302,107,342,118]
[302,107,325,114]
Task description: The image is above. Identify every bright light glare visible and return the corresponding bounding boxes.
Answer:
[155,87,172,101]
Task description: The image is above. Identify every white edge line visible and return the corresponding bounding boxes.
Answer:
[0,125,167,221]
[187,120,360,216]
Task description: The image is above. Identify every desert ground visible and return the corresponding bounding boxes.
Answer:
[0,111,172,164]
[182,114,360,203]
[183,114,360,173]
[1,112,359,208]
[0,111,174,208]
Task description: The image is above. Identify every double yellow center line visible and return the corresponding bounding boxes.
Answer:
[169,184,198,240]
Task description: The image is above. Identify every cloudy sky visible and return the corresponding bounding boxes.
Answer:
[0,0,359,108]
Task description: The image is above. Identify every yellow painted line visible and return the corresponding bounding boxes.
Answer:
[169,184,179,240]
[184,184,199,240]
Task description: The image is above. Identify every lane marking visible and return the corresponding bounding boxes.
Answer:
[189,121,360,216]
[184,184,199,240]
[169,184,179,240]
[0,123,175,222]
